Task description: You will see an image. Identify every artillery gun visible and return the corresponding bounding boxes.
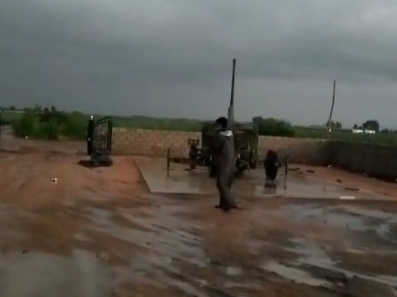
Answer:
[187,122,259,177]
[181,59,259,177]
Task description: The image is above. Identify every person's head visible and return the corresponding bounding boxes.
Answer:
[214,117,228,130]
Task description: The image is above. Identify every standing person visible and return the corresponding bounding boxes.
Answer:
[210,117,237,212]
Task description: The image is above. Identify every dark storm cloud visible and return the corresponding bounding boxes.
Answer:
[1,0,397,127]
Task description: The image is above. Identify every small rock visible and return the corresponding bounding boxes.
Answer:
[337,179,343,183]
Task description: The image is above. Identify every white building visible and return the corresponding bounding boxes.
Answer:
[352,129,376,134]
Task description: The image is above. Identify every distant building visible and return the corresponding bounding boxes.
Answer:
[352,129,376,134]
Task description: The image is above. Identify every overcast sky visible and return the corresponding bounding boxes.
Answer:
[1,0,397,128]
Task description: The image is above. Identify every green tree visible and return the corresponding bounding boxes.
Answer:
[252,117,295,137]
[325,120,342,129]
[381,128,390,134]
[362,120,379,132]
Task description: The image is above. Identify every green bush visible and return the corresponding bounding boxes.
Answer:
[62,112,87,139]
[12,113,39,138]
[252,117,295,137]
[11,110,86,140]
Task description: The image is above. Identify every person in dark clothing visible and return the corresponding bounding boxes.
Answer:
[264,150,279,180]
[210,117,237,212]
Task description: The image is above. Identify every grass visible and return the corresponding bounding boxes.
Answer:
[2,109,397,145]
[10,111,87,140]
[0,110,24,124]
[110,115,204,131]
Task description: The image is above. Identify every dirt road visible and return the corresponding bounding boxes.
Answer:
[0,150,397,296]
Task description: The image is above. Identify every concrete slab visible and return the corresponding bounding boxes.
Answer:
[136,158,388,200]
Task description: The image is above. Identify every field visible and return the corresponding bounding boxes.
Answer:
[295,126,397,145]
[2,110,397,145]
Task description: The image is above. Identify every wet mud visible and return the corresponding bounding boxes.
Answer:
[0,152,397,296]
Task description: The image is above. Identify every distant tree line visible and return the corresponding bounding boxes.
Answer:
[325,120,342,129]
[353,120,380,132]
[3,104,397,139]
[252,117,295,137]
[11,105,86,140]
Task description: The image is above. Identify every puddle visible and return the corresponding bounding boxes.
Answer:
[289,238,333,263]
[158,274,208,297]
[262,261,330,287]
[300,258,397,288]
[85,207,113,227]
[224,281,261,289]
[341,205,393,220]
[278,204,397,236]
[226,266,242,276]
[137,158,376,199]
[285,237,397,289]
[253,178,370,199]
[376,223,397,244]
[84,204,209,272]
[0,250,113,297]
[74,233,92,242]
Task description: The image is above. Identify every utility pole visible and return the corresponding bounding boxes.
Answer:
[326,80,336,138]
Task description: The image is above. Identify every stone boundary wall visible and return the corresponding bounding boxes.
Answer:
[112,128,397,179]
[111,128,329,164]
[257,136,329,165]
[112,128,201,158]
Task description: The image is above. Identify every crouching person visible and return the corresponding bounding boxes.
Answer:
[264,150,279,180]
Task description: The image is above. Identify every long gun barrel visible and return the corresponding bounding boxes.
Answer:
[227,59,236,130]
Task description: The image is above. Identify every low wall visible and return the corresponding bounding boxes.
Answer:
[258,136,329,164]
[111,128,329,164]
[112,128,201,158]
[111,128,397,179]
[329,141,397,181]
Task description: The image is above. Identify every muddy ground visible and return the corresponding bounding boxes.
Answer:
[0,144,397,297]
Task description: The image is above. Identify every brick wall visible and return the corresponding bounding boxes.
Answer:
[112,128,397,180]
[112,128,329,164]
[257,136,329,164]
[112,128,201,157]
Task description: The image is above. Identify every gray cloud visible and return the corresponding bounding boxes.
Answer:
[1,0,397,127]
